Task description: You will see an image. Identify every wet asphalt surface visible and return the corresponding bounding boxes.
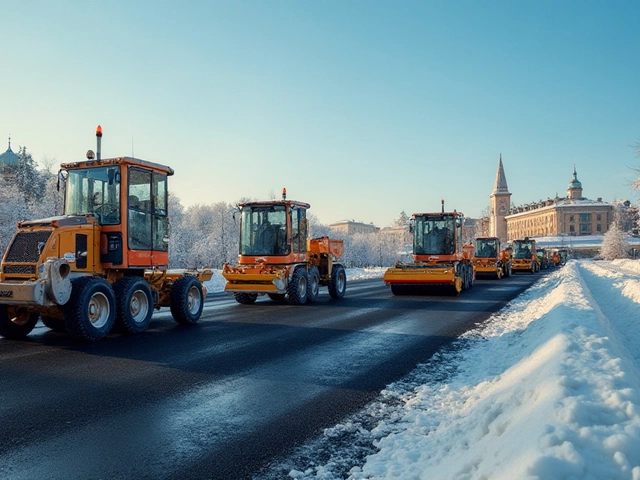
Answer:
[0,272,540,479]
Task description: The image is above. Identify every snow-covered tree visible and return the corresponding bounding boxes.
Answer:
[15,146,45,202]
[393,211,410,228]
[0,178,30,252]
[308,213,331,238]
[600,220,629,260]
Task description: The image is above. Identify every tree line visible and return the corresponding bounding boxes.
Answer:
[0,149,411,268]
[2,145,639,265]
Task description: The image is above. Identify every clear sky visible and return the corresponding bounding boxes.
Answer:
[2,0,639,227]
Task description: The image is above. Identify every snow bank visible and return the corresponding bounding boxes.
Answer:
[348,261,640,480]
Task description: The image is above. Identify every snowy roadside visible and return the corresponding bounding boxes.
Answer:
[281,260,640,480]
[202,267,386,295]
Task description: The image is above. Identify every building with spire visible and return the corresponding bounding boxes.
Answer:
[0,136,20,181]
[489,154,511,243]
[501,165,614,240]
[0,136,19,168]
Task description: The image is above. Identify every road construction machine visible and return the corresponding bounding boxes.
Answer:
[472,236,512,279]
[221,189,346,304]
[383,202,474,295]
[511,238,539,273]
[0,126,212,342]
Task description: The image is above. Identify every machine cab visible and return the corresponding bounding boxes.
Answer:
[513,238,536,260]
[412,212,464,261]
[62,157,173,269]
[237,192,310,264]
[474,237,499,259]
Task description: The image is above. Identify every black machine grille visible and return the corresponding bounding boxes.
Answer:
[3,265,37,275]
[5,231,52,263]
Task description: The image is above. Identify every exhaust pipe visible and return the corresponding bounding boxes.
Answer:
[96,125,102,161]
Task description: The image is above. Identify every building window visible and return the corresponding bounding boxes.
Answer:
[597,224,602,232]
[580,223,591,233]
[570,215,574,222]
[597,214,601,221]
[569,225,575,233]
[579,213,591,222]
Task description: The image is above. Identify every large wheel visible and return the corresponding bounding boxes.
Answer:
[113,276,154,334]
[0,305,39,339]
[234,292,258,305]
[170,276,204,325]
[459,264,469,291]
[63,277,116,342]
[307,267,320,303]
[390,284,409,295]
[328,264,346,299]
[287,267,308,305]
[268,293,286,302]
[41,315,66,332]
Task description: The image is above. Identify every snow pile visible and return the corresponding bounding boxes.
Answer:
[203,270,227,294]
[344,267,387,281]
[346,261,640,480]
[203,267,385,295]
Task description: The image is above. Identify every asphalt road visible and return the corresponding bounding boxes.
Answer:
[0,272,541,479]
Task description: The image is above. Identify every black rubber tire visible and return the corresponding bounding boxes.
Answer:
[268,293,286,302]
[170,276,204,325]
[390,284,409,296]
[328,264,346,299]
[0,305,39,339]
[307,267,320,303]
[113,276,154,334]
[459,264,469,290]
[287,267,308,305]
[41,315,66,332]
[63,276,116,342]
[234,292,258,305]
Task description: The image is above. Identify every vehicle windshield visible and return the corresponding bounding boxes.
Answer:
[513,241,534,259]
[64,166,121,225]
[475,238,498,258]
[414,215,456,255]
[240,205,287,256]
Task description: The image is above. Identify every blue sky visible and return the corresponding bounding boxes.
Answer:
[2,0,639,227]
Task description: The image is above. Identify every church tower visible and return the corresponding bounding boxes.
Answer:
[567,166,583,200]
[489,154,511,243]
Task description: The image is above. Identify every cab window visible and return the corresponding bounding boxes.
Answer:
[128,168,168,251]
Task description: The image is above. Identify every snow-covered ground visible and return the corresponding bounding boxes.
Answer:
[281,260,640,480]
[210,262,640,479]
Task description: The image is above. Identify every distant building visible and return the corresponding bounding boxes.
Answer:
[0,136,20,181]
[329,220,379,235]
[489,154,511,243]
[379,224,410,240]
[503,166,614,240]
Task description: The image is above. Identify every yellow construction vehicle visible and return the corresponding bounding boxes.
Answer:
[221,189,346,304]
[472,236,512,279]
[0,126,212,342]
[511,237,539,273]
[383,201,474,295]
